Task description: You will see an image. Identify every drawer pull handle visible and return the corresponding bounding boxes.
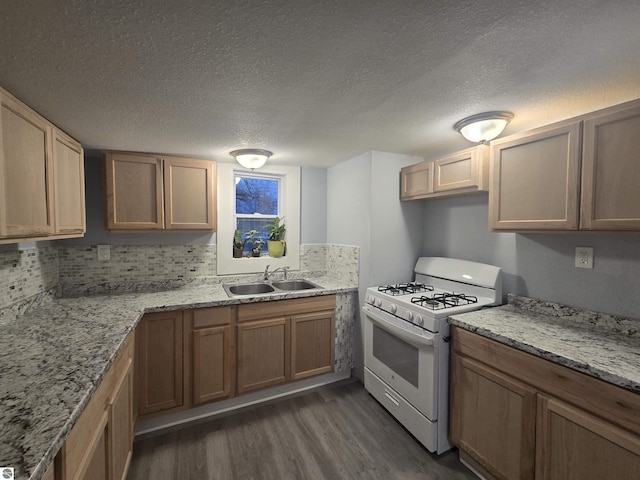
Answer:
[384,390,399,406]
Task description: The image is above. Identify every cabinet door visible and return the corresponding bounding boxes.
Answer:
[136,311,183,416]
[291,310,334,381]
[581,104,640,230]
[0,91,54,237]
[105,152,164,230]
[489,121,582,231]
[434,145,488,193]
[109,359,133,480]
[74,411,109,480]
[400,161,434,200]
[236,317,290,395]
[536,396,640,480]
[450,355,536,480]
[192,324,233,405]
[164,156,216,230]
[52,127,85,234]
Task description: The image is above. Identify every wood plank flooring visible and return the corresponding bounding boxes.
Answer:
[127,381,476,480]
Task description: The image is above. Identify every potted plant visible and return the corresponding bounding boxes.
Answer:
[243,229,264,257]
[233,229,244,258]
[265,216,286,257]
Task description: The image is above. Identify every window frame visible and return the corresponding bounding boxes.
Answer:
[217,163,300,275]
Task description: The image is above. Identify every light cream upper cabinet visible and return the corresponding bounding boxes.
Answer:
[164,156,216,230]
[105,152,164,230]
[401,161,434,199]
[0,86,85,242]
[52,127,85,234]
[401,145,489,201]
[580,103,640,230]
[489,121,582,231]
[0,89,55,237]
[105,151,216,231]
[490,99,640,232]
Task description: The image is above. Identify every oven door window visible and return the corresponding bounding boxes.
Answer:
[372,324,419,388]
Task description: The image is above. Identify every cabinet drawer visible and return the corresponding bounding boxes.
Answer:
[193,305,232,328]
[237,295,335,322]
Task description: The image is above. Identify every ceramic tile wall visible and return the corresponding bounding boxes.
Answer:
[335,290,357,372]
[0,246,58,310]
[58,244,218,294]
[58,243,359,295]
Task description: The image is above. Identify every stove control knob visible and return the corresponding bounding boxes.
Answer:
[389,304,397,314]
[406,311,414,322]
[366,295,374,305]
[374,298,382,308]
[415,314,424,327]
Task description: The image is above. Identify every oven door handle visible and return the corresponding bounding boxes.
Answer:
[364,307,435,346]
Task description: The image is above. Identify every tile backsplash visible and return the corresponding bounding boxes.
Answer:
[58,243,359,295]
[0,246,58,310]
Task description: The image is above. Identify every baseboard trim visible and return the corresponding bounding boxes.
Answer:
[135,370,352,438]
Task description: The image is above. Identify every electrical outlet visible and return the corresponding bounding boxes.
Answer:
[575,246,593,269]
[97,245,111,261]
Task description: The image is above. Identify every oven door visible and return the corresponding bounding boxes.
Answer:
[363,304,439,420]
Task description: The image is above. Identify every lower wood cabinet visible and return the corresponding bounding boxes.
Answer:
[237,317,290,394]
[134,296,337,420]
[190,307,234,405]
[536,396,640,480]
[135,310,184,416]
[56,335,134,480]
[236,295,336,395]
[450,326,640,480]
[291,310,335,381]
[450,355,536,480]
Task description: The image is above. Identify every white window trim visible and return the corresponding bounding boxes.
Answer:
[217,163,300,275]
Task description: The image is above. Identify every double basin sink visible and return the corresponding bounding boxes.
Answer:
[223,279,322,297]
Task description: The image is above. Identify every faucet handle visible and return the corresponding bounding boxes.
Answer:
[263,265,270,281]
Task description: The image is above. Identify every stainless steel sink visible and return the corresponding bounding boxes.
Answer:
[224,282,275,296]
[271,279,320,291]
[223,279,322,297]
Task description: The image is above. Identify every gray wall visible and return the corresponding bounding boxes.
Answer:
[300,167,327,244]
[422,194,640,319]
[327,150,425,379]
[58,156,328,247]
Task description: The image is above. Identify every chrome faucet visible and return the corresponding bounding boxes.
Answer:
[263,265,289,281]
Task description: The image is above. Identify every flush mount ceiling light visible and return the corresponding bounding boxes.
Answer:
[230,148,273,169]
[454,111,514,143]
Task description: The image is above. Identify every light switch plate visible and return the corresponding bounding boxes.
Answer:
[575,246,593,269]
[97,245,111,261]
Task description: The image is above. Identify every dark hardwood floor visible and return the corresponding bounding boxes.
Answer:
[127,380,476,480]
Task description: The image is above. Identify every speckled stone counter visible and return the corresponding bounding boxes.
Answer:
[449,294,640,394]
[0,276,356,480]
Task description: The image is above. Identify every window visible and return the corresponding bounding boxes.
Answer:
[217,163,300,275]
[235,173,281,256]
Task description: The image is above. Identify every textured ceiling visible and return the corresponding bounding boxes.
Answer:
[0,0,639,167]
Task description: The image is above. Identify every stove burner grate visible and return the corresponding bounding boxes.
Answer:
[378,282,434,296]
[411,292,478,310]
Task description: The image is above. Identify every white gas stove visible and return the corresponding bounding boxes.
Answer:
[363,257,502,454]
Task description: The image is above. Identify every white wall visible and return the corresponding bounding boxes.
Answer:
[422,194,640,319]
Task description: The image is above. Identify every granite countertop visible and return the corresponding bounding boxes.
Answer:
[0,276,356,480]
[449,294,640,394]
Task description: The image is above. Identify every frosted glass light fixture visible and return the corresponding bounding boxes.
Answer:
[454,111,514,143]
[230,149,272,169]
